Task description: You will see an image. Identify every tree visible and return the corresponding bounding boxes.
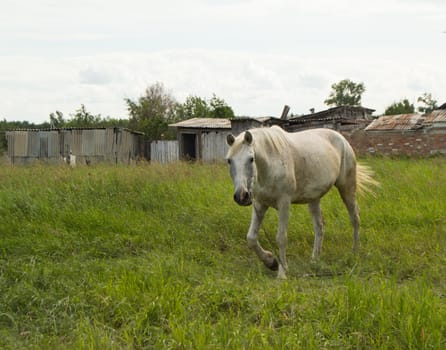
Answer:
[0,119,9,154]
[324,79,365,107]
[97,117,129,128]
[125,82,178,141]
[417,92,438,114]
[176,94,235,120]
[49,111,66,128]
[176,95,211,120]
[384,99,415,115]
[209,94,235,118]
[65,105,102,128]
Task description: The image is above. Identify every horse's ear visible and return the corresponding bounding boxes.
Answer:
[227,134,235,146]
[244,131,253,145]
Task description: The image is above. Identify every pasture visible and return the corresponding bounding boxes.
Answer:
[0,158,445,349]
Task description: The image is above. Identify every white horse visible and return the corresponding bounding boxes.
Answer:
[225,126,377,279]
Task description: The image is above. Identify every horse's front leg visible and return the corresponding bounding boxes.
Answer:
[247,202,278,271]
[276,200,290,279]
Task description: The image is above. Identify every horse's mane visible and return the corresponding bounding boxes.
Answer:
[228,126,288,158]
[250,126,289,157]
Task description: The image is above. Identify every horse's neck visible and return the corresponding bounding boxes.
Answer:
[254,150,279,185]
[254,142,299,187]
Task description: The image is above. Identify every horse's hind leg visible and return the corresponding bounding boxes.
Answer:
[276,200,290,279]
[309,199,324,260]
[338,186,360,252]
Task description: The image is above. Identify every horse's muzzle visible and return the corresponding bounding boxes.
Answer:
[233,189,252,206]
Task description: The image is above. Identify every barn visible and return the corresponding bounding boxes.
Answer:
[6,127,144,165]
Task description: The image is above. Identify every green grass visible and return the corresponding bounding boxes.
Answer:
[0,158,445,349]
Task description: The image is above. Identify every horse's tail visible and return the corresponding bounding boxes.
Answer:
[356,163,380,197]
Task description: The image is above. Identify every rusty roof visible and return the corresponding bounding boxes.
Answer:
[365,114,424,131]
[169,118,231,129]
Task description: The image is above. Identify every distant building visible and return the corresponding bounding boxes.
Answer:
[6,127,144,165]
[287,106,375,132]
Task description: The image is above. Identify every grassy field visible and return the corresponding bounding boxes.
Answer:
[0,158,445,349]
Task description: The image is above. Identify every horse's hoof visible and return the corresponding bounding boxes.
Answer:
[265,258,279,271]
[277,272,287,280]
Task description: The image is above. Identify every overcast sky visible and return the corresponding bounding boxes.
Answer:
[1,0,445,123]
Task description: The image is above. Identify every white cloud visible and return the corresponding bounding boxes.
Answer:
[0,0,445,122]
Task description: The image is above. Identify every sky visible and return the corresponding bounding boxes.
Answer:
[1,0,445,124]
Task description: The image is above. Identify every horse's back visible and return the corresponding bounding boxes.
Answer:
[284,128,356,202]
[288,128,348,147]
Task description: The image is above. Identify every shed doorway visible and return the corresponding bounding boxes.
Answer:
[182,133,197,160]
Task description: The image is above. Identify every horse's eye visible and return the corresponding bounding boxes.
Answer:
[249,157,254,163]
[227,159,231,165]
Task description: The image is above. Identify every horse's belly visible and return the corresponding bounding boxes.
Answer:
[253,182,332,207]
[291,182,335,204]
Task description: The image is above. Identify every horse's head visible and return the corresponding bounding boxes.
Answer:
[225,131,255,206]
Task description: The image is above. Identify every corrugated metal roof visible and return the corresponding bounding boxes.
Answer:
[365,114,423,131]
[7,127,144,135]
[169,118,231,129]
[424,109,446,124]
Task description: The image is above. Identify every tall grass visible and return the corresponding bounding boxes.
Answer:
[0,158,445,349]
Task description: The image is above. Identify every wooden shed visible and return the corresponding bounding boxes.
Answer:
[6,127,144,165]
[169,118,231,162]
